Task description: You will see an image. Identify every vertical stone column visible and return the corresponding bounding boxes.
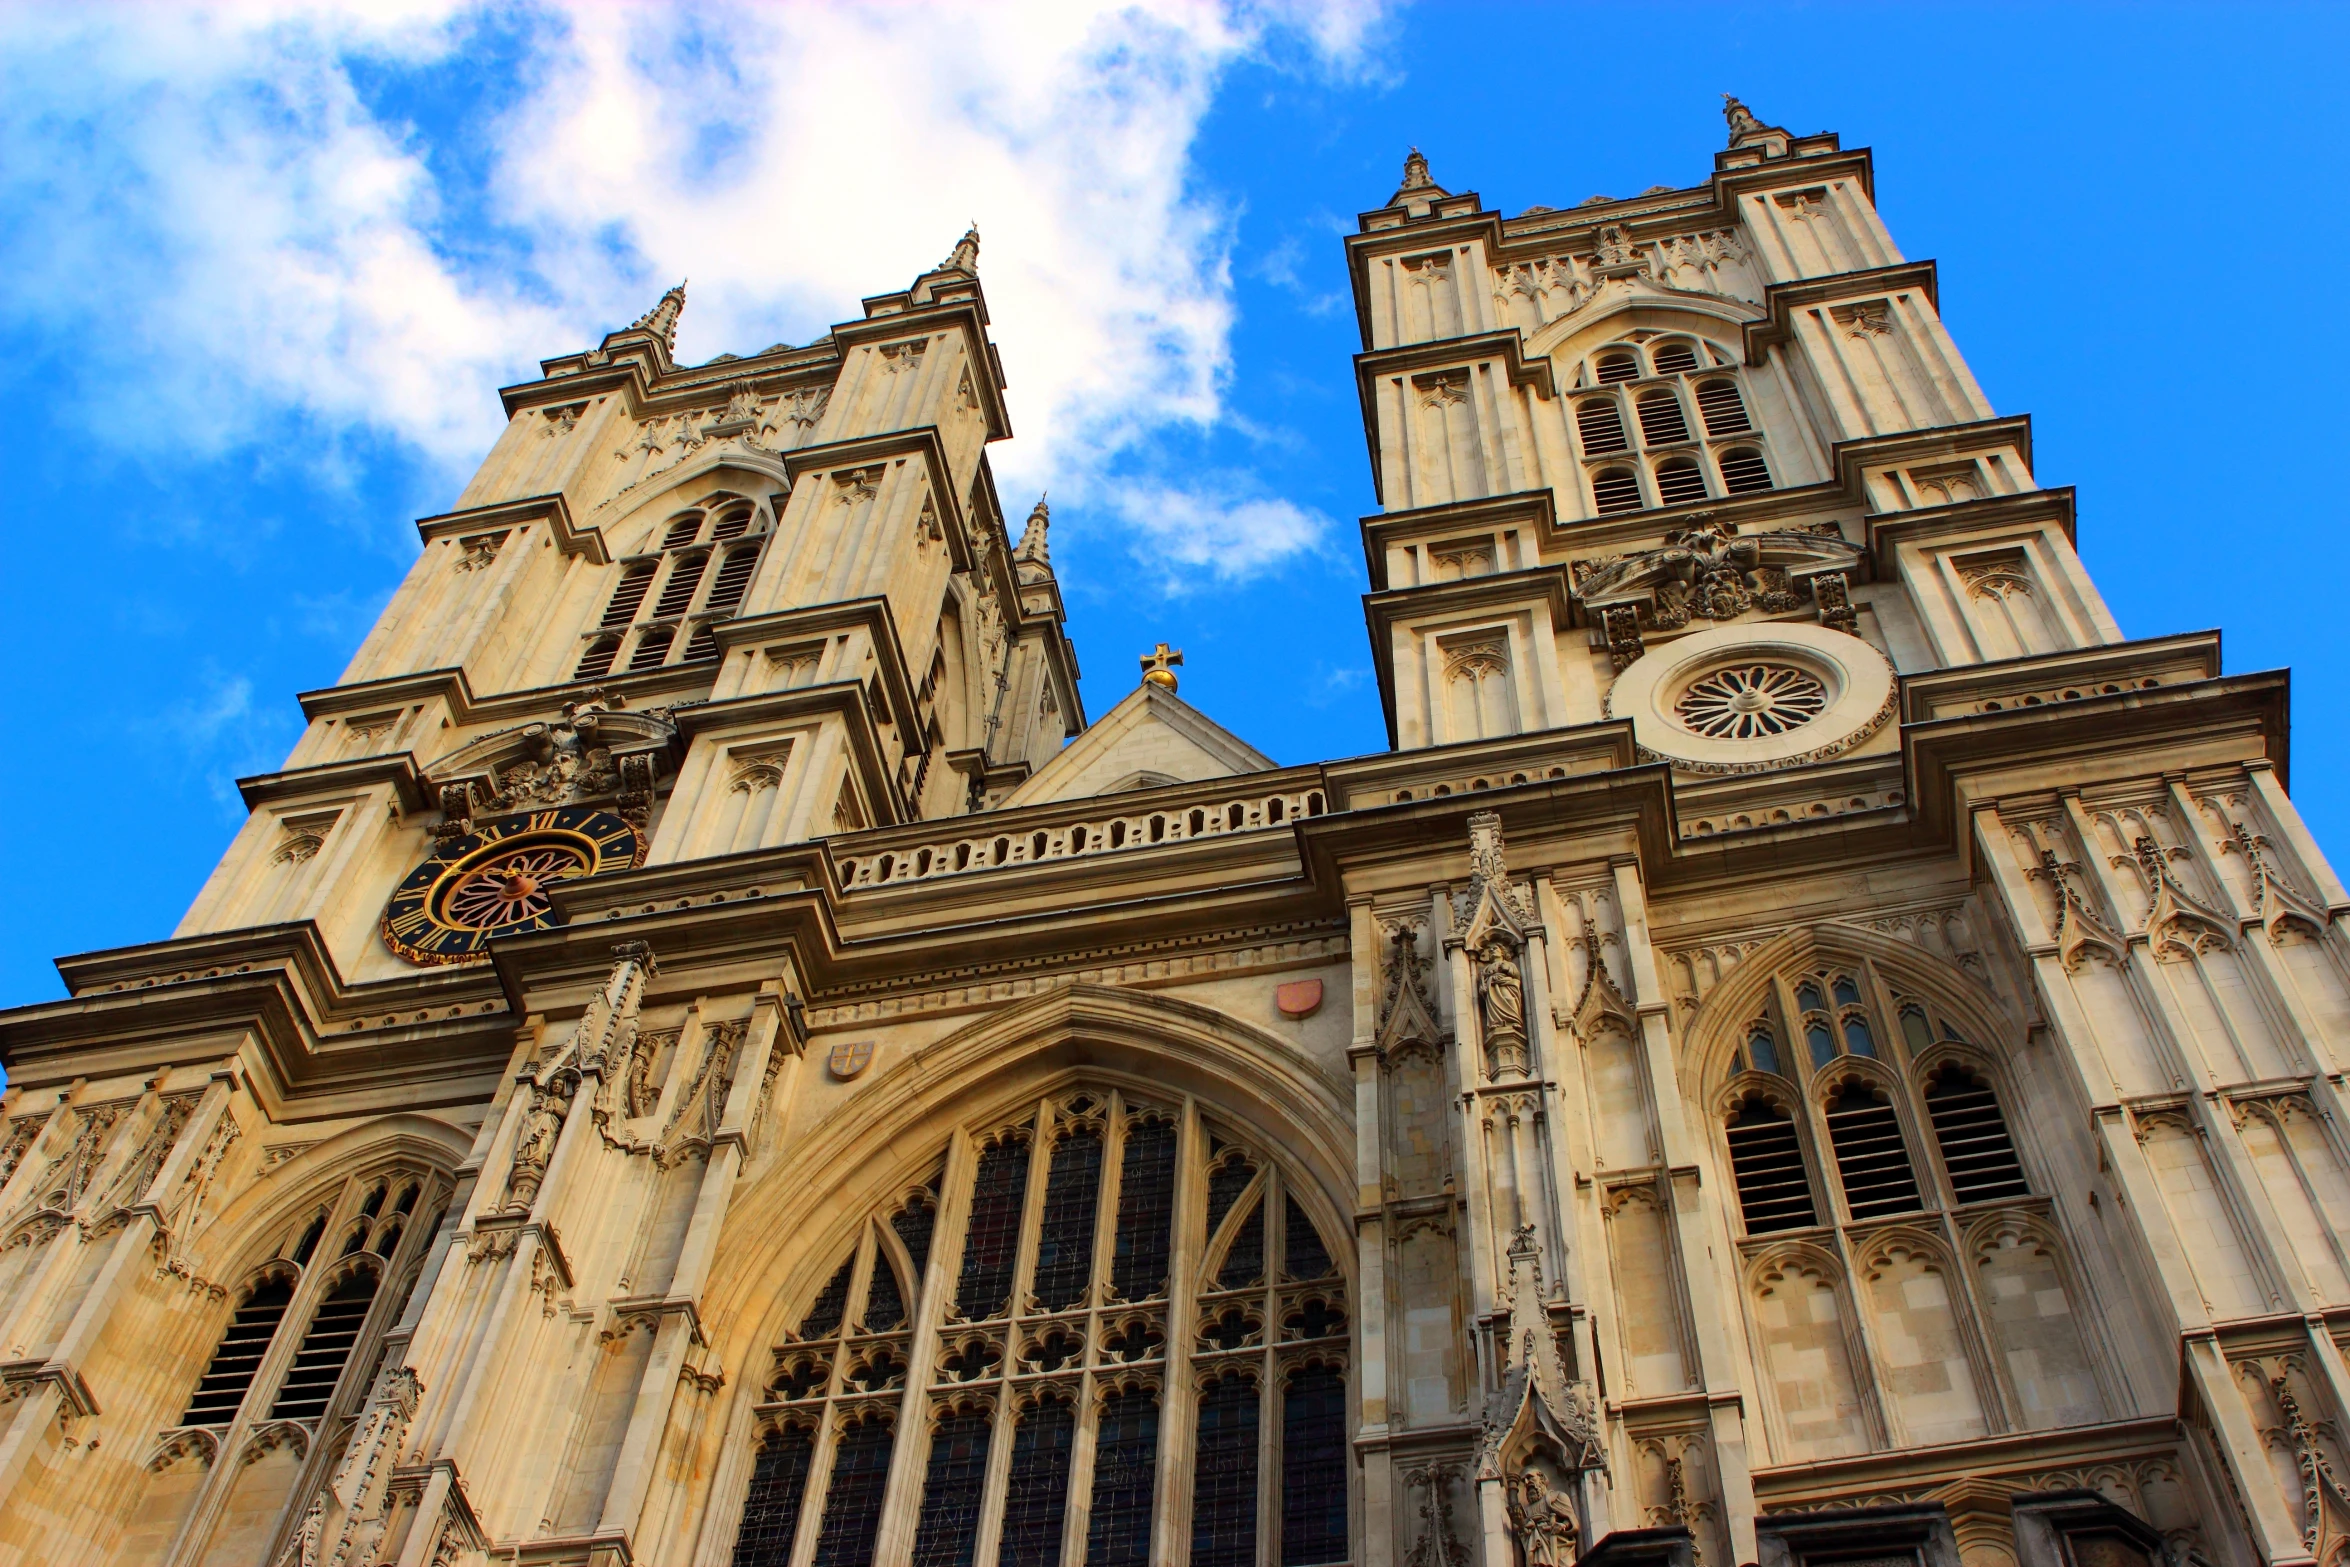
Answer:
[1344,897,1398,1562]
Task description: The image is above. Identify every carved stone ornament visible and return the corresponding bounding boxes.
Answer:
[425,696,675,834]
[1571,517,1861,640]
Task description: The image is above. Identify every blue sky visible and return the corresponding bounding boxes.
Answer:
[0,2,2343,1006]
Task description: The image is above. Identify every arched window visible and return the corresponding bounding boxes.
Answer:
[1696,378,1751,435]
[1570,339,1770,518]
[734,1091,1349,1567]
[1654,456,1707,507]
[1650,339,1699,374]
[1718,946,2104,1456]
[579,496,773,679]
[1717,448,1773,494]
[1590,468,1643,515]
[1635,389,1691,447]
[1574,398,1629,455]
[1594,349,1641,383]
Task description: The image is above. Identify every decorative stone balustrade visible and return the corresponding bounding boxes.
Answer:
[834,784,1329,890]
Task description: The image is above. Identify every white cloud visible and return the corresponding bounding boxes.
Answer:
[0,0,1386,582]
[1108,478,1333,590]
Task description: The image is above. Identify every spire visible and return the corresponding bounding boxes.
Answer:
[1722,94,1768,145]
[936,223,981,274]
[1015,495,1051,570]
[1388,146,1449,207]
[630,281,686,351]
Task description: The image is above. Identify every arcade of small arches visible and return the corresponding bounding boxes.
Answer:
[728,1086,1351,1567]
[1564,334,1773,516]
[1697,939,2112,1462]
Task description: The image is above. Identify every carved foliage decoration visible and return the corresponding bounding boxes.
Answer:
[2018,820,2129,972]
[1571,518,1858,638]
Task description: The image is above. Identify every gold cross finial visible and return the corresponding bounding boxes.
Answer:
[1140,643,1183,692]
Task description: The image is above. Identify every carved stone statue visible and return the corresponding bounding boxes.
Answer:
[1476,937,1530,1077]
[1508,1469,1580,1567]
[504,1078,571,1212]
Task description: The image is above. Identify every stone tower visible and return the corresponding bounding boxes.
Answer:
[0,101,2338,1567]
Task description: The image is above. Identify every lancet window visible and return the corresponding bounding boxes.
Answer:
[1717,947,2107,1459]
[735,1089,1351,1567]
[1567,335,1774,513]
[574,496,772,679]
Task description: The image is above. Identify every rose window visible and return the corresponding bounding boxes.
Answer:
[439,843,590,929]
[1673,663,1829,740]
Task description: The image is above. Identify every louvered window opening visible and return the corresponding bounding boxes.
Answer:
[1697,379,1752,435]
[909,1408,992,1567]
[182,1278,294,1425]
[268,1267,379,1419]
[684,542,765,660]
[1825,1086,1923,1218]
[627,624,677,672]
[1191,1373,1259,1567]
[1718,449,1773,493]
[654,554,709,619]
[581,503,771,679]
[749,1091,1351,1567]
[1655,460,1708,507]
[1651,340,1700,373]
[1726,1102,1817,1233]
[600,561,657,628]
[1926,1070,2031,1202]
[1595,352,1640,383]
[1591,470,1643,515]
[1636,392,1691,446]
[1576,400,1629,454]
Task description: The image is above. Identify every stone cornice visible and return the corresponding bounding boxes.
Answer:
[1863,486,2077,569]
[414,491,609,565]
[236,754,428,815]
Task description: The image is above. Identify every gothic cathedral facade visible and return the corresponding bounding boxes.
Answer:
[0,100,2336,1567]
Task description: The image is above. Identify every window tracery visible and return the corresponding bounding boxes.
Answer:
[575,496,771,680]
[1567,336,1774,514]
[735,1090,1349,1567]
[1715,943,2109,1457]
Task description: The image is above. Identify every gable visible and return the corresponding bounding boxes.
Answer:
[998,684,1276,808]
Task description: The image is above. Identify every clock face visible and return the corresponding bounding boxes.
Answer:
[380,806,644,965]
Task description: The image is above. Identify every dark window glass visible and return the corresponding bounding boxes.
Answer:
[1841,1013,1878,1058]
[862,1254,906,1333]
[1000,1395,1076,1567]
[1805,1019,1837,1068]
[955,1135,1032,1319]
[1283,1196,1335,1281]
[731,1427,816,1567]
[1796,982,1826,1012]
[910,1408,992,1567]
[1111,1118,1178,1301]
[1899,1005,1935,1055]
[1085,1389,1160,1567]
[801,1257,854,1338]
[1280,1364,1349,1565]
[1205,1151,1256,1236]
[1831,977,1862,1008]
[811,1413,896,1567]
[1032,1126,1104,1312]
[269,1265,379,1419]
[1926,1067,2032,1202]
[1190,1373,1259,1567]
[1825,1082,1924,1218]
[1217,1201,1266,1290]
[182,1277,294,1425]
[893,1189,939,1284]
[1726,1100,1816,1233]
[1746,1023,1781,1077]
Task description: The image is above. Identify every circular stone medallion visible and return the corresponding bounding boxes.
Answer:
[1604,621,1896,774]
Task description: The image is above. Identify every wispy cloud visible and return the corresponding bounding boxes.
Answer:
[1107,478,1334,591]
[0,0,1389,585]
